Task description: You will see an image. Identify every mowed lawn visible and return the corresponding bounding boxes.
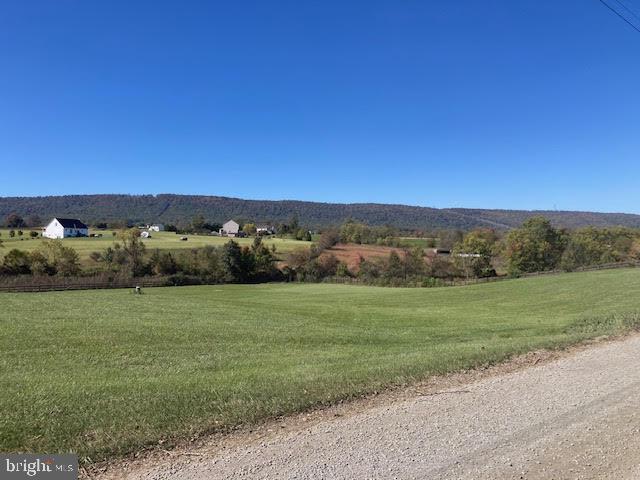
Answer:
[0,229,310,263]
[2,268,640,461]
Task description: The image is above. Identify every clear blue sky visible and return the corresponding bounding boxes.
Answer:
[1,1,639,212]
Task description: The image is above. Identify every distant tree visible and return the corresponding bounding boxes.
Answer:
[243,223,257,236]
[404,247,426,278]
[164,224,178,232]
[92,230,144,274]
[95,222,108,230]
[336,262,351,277]
[17,230,23,237]
[428,256,457,279]
[191,215,206,232]
[149,250,178,275]
[29,231,39,238]
[199,221,219,232]
[110,219,132,229]
[4,213,25,228]
[294,228,309,241]
[221,240,245,282]
[559,227,635,271]
[97,244,127,269]
[452,229,497,278]
[505,217,566,275]
[317,254,339,277]
[2,249,31,274]
[1,250,30,274]
[384,251,405,280]
[9,230,15,238]
[55,249,80,276]
[317,228,340,251]
[26,215,42,228]
[339,221,396,245]
[29,251,54,276]
[37,240,81,276]
[630,239,640,261]
[117,229,147,276]
[286,247,314,270]
[437,229,464,250]
[289,215,299,234]
[358,256,382,281]
[250,236,277,279]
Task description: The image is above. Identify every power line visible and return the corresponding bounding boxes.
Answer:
[612,0,640,25]
[598,0,640,33]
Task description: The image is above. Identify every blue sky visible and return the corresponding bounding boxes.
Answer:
[1,1,639,212]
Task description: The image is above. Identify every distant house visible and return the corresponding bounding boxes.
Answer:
[256,225,275,235]
[219,220,240,237]
[148,224,165,232]
[43,218,89,239]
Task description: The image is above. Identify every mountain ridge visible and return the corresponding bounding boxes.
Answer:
[1,194,639,230]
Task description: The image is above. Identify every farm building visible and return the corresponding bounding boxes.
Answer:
[148,224,165,232]
[256,225,276,235]
[219,220,240,237]
[43,218,89,239]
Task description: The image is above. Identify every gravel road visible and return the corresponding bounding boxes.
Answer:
[102,336,640,479]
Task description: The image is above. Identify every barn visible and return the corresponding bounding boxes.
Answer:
[219,220,240,237]
[43,218,89,239]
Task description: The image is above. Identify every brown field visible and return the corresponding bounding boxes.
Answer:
[321,243,407,270]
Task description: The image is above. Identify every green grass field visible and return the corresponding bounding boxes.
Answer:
[0,229,310,262]
[398,237,437,248]
[1,268,640,461]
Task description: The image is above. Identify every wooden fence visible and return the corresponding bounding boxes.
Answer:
[0,276,168,293]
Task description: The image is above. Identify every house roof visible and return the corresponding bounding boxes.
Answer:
[54,218,88,229]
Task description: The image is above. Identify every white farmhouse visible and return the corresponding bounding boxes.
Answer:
[43,218,89,239]
[219,220,240,237]
[148,224,165,232]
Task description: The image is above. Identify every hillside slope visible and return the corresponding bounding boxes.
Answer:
[1,194,640,230]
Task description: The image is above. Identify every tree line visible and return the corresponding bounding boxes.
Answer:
[281,217,640,286]
[2,217,639,287]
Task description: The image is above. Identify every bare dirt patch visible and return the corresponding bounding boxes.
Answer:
[320,243,406,270]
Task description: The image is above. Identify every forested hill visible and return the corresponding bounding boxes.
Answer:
[2,194,640,230]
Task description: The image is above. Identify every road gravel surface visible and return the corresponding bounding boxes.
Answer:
[99,336,640,479]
